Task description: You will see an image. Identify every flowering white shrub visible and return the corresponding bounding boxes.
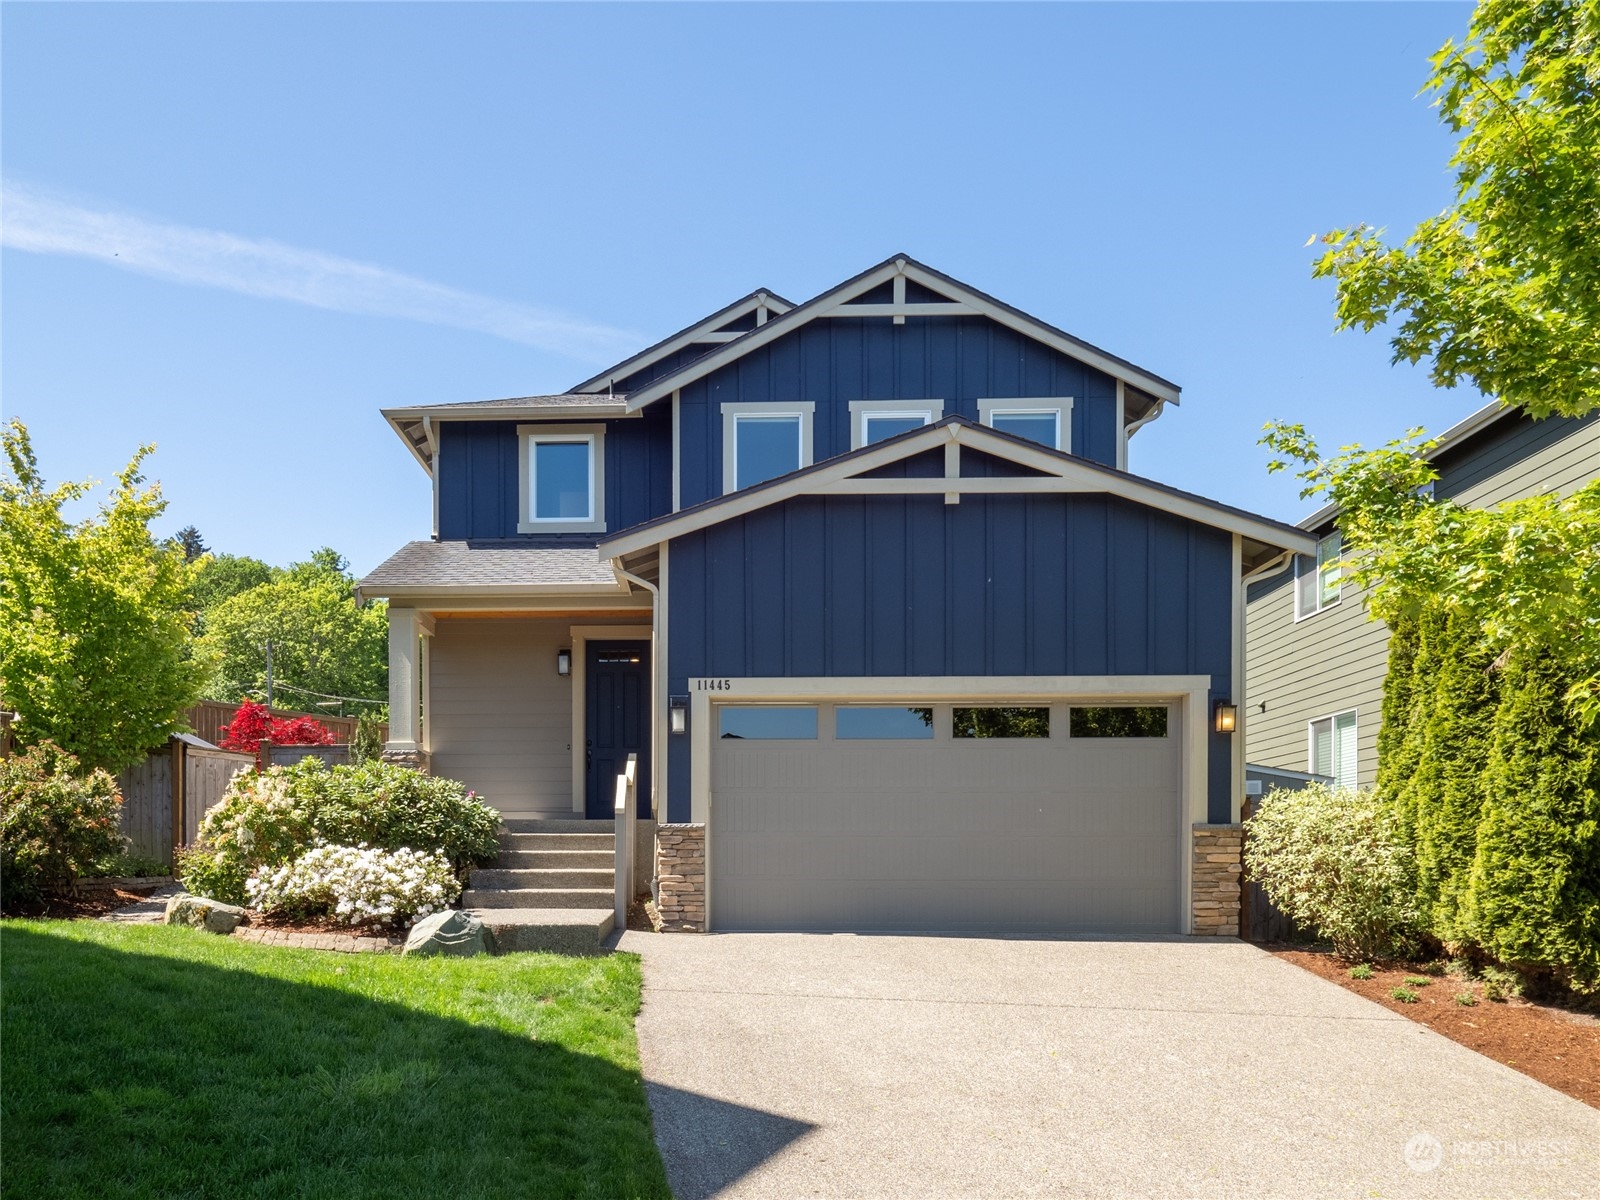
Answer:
[246,843,459,928]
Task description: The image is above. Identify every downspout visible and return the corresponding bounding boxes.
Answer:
[614,562,661,905]
[1243,549,1295,585]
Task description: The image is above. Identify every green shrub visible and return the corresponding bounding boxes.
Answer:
[1243,782,1422,960]
[349,714,385,766]
[0,742,126,904]
[1390,987,1419,1003]
[178,759,500,904]
[1466,650,1600,995]
[1349,964,1374,980]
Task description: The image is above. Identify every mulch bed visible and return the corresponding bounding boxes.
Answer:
[1,885,165,921]
[246,911,401,937]
[1270,945,1600,1109]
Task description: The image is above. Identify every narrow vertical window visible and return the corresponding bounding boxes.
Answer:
[1309,711,1357,787]
[1295,531,1342,618]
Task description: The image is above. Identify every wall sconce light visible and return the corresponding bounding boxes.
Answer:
[1213,701,1238,734]
[669,695,689,735]
[557,649,571,677]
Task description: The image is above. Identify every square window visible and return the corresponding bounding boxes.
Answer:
[722,404,814,494]
[532,440,592,520]
[863,414,928,445]
[989,411,1060,447]
[953,707,1050,738]
[519,425,605,532]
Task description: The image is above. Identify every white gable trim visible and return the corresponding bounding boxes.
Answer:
[599,421,1314,561]
[571,290,794,396]
[622,257,1182,414]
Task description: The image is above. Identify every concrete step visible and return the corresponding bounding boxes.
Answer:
[501,818,613,834]
[469,907,615,956]
[498,832,614,852]
[470,867,614,890]
[461,887,613,911]
[492,849,614,870]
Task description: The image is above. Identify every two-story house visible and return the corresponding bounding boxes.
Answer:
[360,254,1314,936]
[1245,401,1600,791]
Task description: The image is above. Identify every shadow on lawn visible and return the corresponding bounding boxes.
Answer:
[0,927,803,1200]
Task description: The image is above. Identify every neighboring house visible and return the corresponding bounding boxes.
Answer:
[360,254,1313,935]
[1245,402,1600,791]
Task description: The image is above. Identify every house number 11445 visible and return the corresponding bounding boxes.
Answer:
[694,679,733,691]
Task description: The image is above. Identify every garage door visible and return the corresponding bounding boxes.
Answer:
[712,701,1182,934]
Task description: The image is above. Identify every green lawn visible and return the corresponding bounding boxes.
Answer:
[0,921,672,1199]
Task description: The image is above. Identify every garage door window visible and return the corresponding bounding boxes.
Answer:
[1069,706,1169,738]
[835,706,934,739]
[719,706,818,740]
[953,707,1050,738]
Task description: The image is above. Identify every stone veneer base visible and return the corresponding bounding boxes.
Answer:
[1192,823,1243,937]
[655,824,706,932]
[380,748,432,773]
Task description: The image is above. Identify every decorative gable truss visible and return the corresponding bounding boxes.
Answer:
[616,256,1183,440]
[569,288,795,396]
[600,416,1315,573]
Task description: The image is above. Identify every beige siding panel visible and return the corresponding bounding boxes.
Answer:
[1450,419,1600,509]
[428,617,575,817]
[1246,574,1389,789]
[1247,417,1598,791]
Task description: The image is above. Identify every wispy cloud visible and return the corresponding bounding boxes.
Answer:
[0,183,637,362]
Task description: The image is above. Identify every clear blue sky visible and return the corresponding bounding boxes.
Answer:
[2,2,1476,575]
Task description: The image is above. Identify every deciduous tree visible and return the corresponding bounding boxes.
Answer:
[0,420,208,771]
[1313,0,1600,418]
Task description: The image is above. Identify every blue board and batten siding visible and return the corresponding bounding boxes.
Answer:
[677,316,1123,508]
[665,491,1236,823]
[436,407,673,540]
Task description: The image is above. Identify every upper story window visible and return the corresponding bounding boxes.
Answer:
[1309,710,1357,788]
[978,397,1073,451]
[1295,531,1342,619]
[721,402,815,493]
[517,424,606,534]
[848,399,944,449]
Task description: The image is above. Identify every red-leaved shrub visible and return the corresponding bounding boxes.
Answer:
[217,700,336,751]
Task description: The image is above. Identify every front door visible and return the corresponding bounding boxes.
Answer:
[584,643,652,819]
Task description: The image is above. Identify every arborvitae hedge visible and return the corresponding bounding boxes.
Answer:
[1379,609,1600,994]
[1467,650,1600,994]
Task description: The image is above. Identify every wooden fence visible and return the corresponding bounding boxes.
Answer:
[1239,789,1315,943]
[116,736,255,868]
[183,699,386,747]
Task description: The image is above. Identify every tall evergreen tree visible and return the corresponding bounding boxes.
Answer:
[1468,649,1600,993]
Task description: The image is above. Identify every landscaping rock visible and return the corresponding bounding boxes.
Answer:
[164,894,248,934]
[403,909,494,957]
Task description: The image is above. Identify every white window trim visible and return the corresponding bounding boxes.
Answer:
[1307,709,1358,787]
[721,401,815,495]
[978,397,1074,451]
[1293,531,1343,621]
[847,399,945,450]
[517,423,606,534]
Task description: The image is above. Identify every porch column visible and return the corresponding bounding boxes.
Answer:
[383,607,434,770]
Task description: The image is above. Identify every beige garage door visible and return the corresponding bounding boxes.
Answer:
[711,700,1183,934]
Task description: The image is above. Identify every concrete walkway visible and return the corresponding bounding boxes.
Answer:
[617,932,1599,1199]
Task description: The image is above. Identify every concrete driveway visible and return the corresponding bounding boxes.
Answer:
[617,931,1599,1199]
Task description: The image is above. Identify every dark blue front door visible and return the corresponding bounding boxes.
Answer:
[585,643,652,819]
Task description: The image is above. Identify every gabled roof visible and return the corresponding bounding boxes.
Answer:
[599,416,1313,569]
[381,394,633,474]
[569,288,795,396]
[1298,399,1518,531]
[617,255,1182,422]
